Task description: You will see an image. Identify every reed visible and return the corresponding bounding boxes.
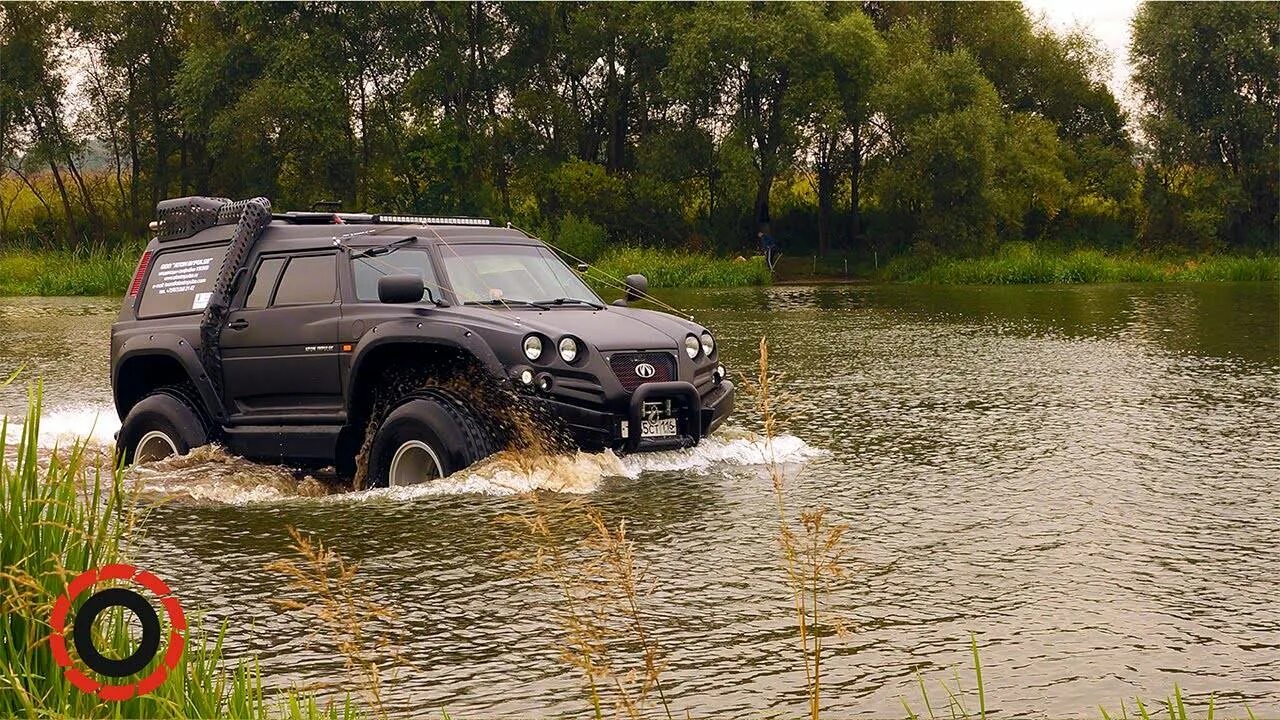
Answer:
[265,526,413,719]
[0,243,143,296]
[740,337,851,720]
[513,499,674,720]
[590,246,772,288]
[0,383,357,719]
[885,243,1279,285]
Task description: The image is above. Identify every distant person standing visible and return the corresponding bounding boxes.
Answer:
[758,230,780,272]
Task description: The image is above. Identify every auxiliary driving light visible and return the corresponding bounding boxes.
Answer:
[558,336,579,363]
[685,335,701,359]
[519,369,534,386]
[714,364,726,384]
[536,373,554,392]
[523,334,543,361]
[701,331,715,356]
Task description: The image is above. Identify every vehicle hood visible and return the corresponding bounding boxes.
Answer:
[518,306,700,351]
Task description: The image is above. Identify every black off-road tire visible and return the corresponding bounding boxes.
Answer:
[365,390,500,489]
[115,387,211,465]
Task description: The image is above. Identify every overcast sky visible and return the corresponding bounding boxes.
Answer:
[1021,0,1143,111]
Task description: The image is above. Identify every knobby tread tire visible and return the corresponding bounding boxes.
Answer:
[403,387,501,461]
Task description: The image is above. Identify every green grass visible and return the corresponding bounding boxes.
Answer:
[884,243,1279,285]
[0,243,143,296]
[0,383,359,719]
[589,246,773,288]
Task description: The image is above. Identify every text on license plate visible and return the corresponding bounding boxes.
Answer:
[621,418,678,438]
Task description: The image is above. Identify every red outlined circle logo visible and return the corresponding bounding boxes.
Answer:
[49,564,186,701]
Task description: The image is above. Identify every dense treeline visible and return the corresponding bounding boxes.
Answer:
[1,1,1276,261]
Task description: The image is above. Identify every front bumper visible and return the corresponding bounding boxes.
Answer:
[531,379,735,453]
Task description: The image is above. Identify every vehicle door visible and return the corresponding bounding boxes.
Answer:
[220,252,344,419]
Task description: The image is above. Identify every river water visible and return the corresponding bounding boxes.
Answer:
[2,283,1277,717]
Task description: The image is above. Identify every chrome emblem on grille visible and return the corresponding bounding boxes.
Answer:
[634,362,656,378]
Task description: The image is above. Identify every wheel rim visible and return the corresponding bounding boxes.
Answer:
[388,440,443,487]
[135,430,178,463]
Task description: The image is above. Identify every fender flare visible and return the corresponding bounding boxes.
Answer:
[347,320,507,400]
[111,335,222,421]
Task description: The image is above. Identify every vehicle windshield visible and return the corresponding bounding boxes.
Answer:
[439,243,601,306]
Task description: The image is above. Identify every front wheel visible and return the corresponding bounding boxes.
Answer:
[116,389,210,465]
[365,392,500,488]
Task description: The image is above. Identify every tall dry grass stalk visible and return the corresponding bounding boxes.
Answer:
[740,337,850,720]
[266,526,410,719]
[513,499,674,720]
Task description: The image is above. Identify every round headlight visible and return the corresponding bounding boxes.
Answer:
[684,335,701,359]
[558,336,579,363]
[523,334,543,361]
[701,331,715,356]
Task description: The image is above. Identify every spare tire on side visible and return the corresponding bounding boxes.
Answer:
[116,388,210,465]
[365,390,501,489]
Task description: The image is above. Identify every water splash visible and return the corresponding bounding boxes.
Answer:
[5,403,825,505]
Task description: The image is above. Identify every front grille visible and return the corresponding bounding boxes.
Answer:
[609,352,676,392]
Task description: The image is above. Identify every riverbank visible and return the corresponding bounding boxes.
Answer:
[884,245,1279,284]
[0,245,140,296]
[2,242,1274,298]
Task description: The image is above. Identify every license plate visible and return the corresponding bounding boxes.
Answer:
[621,418,678,438]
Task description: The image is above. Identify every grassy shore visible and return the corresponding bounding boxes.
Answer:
[589,246,773,287]
[883,244,1279,285]
[0,244,142,296]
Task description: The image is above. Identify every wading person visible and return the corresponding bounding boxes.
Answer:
[759,230,780,272]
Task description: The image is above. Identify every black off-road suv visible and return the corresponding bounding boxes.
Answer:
[110,197,734,487]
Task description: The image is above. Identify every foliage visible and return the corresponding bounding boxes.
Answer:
[589,247,771,289]
[1130,2,1279,250]
[0,242,141,296]
[0,2,1274,268]
[0,387,358,718]
[884,242,1279,285]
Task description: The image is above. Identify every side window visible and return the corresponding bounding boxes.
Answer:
[351,250,438,302]
[137,243,229,318]
[271,255,336,307]
[244,257,286,309]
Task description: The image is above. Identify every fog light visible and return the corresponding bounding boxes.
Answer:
[714,364,725,384]
[536,373,553,392]
[520,369,534,386]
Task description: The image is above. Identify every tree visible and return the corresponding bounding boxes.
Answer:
[1131,2,1280,248]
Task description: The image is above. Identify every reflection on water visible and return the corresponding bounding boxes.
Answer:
[1,282,1278,717]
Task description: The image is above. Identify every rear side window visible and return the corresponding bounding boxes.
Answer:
[271,255,336,306]
[137,244,229,317]
[244,257,286,309]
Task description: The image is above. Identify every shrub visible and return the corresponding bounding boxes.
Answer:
[590,246,771,288]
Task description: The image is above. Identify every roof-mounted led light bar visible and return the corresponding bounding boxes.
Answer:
[372,214,492,226]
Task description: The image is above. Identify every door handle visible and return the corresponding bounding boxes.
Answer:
[227,319,249,330]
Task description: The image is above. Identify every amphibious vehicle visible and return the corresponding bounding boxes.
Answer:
[110,197,734,487]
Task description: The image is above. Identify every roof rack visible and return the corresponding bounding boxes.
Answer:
[151,196,493,240]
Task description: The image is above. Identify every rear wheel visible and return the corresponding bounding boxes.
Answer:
[366,391,499,488]
[116,389,210,465]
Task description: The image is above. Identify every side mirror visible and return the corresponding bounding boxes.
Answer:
[624,273,647,303]
[378,274,425,304]
[576,262,589,273]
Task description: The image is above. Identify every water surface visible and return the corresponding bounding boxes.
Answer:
[2,282,1277,717]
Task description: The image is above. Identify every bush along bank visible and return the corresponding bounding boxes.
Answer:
[0,244,142,296]
[882,244,1279,285]
[588,247,773,288]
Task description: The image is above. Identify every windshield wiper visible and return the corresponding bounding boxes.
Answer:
[539,297,605,309]
[464,298,552,310]
[351,236,416,259]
